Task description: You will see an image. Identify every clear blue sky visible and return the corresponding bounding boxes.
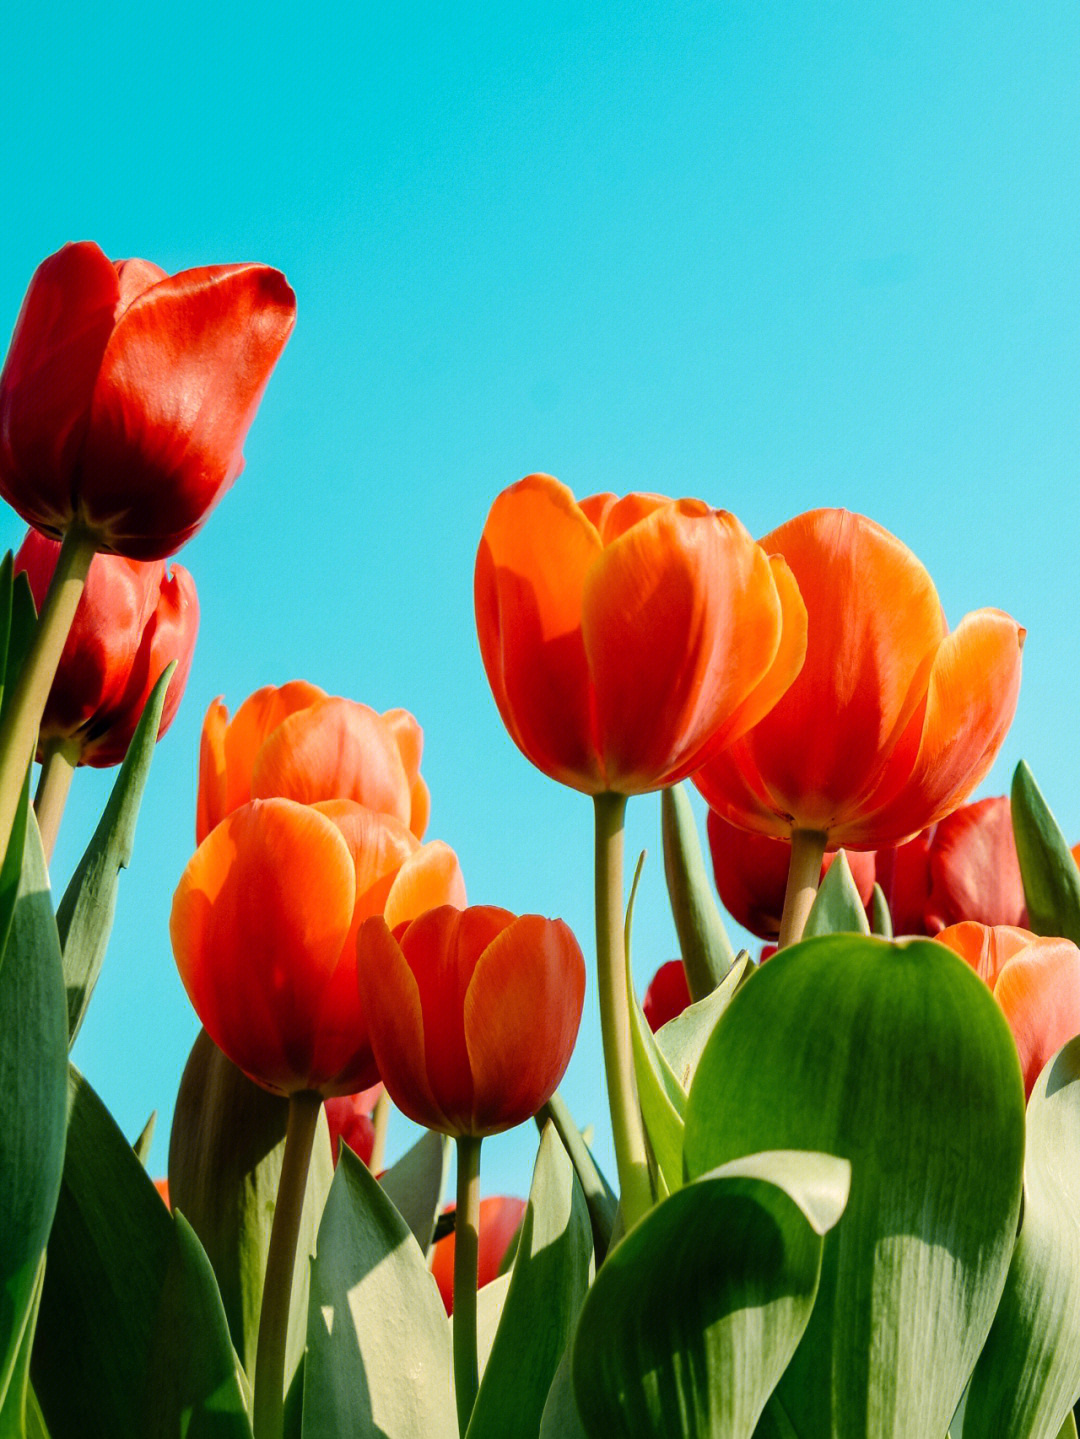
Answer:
[3,1,1079,1200]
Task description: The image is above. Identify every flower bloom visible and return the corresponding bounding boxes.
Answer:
[430,1196,527,1314]
[14,528,198,767]
[706,809,877,940]
[324,1083,383,1168]
[934,922,1080,1096]
[357,904,585,1136]
[196,686,429,843]
[695,509,1024,849]
[875,796,1026,935]
[170,798,465,1097]
[474,473,807,795]
[0,242,296,559]
[642,960,693,1031]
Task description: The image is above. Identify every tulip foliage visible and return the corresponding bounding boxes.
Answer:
[4,242,1080,1439]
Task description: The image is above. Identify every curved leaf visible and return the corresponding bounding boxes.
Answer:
[1011,761,1080,945]
[379,1127,450,1254]
[661,784,735,997]
[803,852,869,939]
[654,952,751,1091]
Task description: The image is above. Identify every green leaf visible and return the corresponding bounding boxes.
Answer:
[961,1034,1080,1439]
[653,952,751,1091]
[539,1349,589,1439]
[302,1145,456,1439]
[1011,761,1080,944]
[537,1093,617,1263]
[1059,1414,1079,1439]
[0,554,38,724]
[32,1066,252,1439]
[684,934,1026,1439]
[168,1029,333,1391]
[467,1123,594,1439]
[870,883,893,938]
[661,784,735,998]
[463,1273,512,1381]
[571,1150,849,1438]
[133,1111,157,1167]
[627,939,686,1198]
[753,1395,801,1439]
[0,1257,44,1439]
[379,1128,451,1253]
[0,811,67,1415]
[57,663,175,1043]
[802,851,870,938]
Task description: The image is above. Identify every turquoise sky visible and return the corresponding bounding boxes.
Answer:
[3,1,1079,1200]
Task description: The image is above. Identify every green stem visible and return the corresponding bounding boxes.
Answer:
[0,527,94,855]
[453,1134,483,1435]
[778,828,828,949]
[593,792,653,1232]
[369,1088,390,1173]
[253,1090,322,1439]
[33,736,79,862]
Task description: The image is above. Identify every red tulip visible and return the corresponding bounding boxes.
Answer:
[197,687,429,844]
[475,473,807,795]
[154,1178,170,1208]
[324,1083,383,1167]
[430,1196,527,1315]
[0,242,295,559]
[706,809,877,940]
[642,960,693,1031]
[695,509,1024,849]
[357,905,585,1137]
[14,528,197,767]
[934,922,1080,1096]
[170,798,465,1097]
[875,796,1026,935]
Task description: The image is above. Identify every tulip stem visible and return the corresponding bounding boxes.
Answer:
[593,792,653,1234]
[253,1089,321,1439]
[34,737,79,863]
[778,828,828,949]
[369,1088,390,1173]
[0,527,94,859]
[453,1133,483,1435]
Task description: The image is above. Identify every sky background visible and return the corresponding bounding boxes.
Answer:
[2,0,1079,1204]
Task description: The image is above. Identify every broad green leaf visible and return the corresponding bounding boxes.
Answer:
[538,1093,617,1262]
[459,1272,512,1380]
[754,1395,801,1438]
[467,1124,594,1439]
[0,811,66,1415]
[57,664,174,1042]
[379,1127,450,1253]
[654,952,751,1091]
[572,1150,849,1438]
[168,1029,333,1390]
[802,851,870,938]
[961,1035,1080,1439]
[684,934,1026,1439]
[0,778,29,981]
[0,1257,44,1439]
[539,1349,589,1439]
[870,883,893,938]
[1011,761,1080,944]
[1060,1414,1079,1439]
[302,1146,455,1439]
[32,1066,252,1439]
[24,1387,50,1439]
[661,784,735,997]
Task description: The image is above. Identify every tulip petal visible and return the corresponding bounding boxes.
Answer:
[252,696,412,823]
[196,699,229,846]
[80,264,296,557]
[475,473,604,791]
[382,707,430,838]
[583,505,784,793]
[994,940,1080,1096]
[464,915,585,1133]
[170,799,357,1095]
[356,914,455,1132]
[935,921,1032,988]
[384,841,467,930]
[851,611,1024,846]
[925,796,1026,931]
[0,242,120,535]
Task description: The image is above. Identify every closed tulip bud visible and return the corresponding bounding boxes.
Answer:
[0,243,295,559]
[357,905,585,1137]
[430,1196,527,1315]
[475,474,807,796]
[197,688,429,844]
[14,528,197,767]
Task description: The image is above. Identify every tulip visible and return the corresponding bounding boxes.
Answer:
[934,922,1080,1096]
[430,1196,527,1314]
[475,473,807,797]
[642,960,692,1032]
[0,241,296,561]
[324,1083,383,1169]
[706,809,877,940]
[170,798,465,1098]
[875,796,1026,936]
[154,1178,170,1208]
[695,509,1024,946]
[197,688,429,844]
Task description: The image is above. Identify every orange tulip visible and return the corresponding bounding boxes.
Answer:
[430,1196,527,1315]
[474,473,807,795]
[934,923,1080,1096]
[196,685,430,843]
[171,798,465,1097]
[695,509,1024,849]
[357,905,585,1136]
